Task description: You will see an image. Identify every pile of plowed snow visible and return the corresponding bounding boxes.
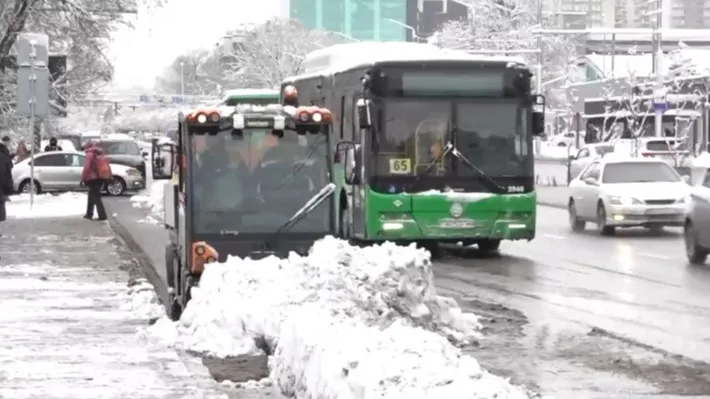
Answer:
[149,237,529,398]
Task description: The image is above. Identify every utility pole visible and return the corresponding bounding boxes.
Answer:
[536,0,543,94]
[15,33,50,208]
[651,0,666,138]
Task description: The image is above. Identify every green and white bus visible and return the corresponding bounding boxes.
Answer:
[282,42,545,253]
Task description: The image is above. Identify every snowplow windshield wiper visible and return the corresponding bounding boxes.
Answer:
[273,136,326,191]
[257,183,336,252]
[416,141,453,179]
[449,146,506,194]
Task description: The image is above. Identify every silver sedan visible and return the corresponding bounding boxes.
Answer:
[12,151,145,196]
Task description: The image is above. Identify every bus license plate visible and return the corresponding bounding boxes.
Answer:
[439,219,475,228]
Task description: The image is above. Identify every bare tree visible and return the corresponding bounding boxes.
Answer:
[0,0,164,135]
[155,50,227,95]
[430,0,579,98]
[221,18,341,89]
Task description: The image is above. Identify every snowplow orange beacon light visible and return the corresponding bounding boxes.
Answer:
[191,241,219,274]
[283,85,298,101]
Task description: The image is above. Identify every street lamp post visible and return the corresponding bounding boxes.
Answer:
[383,19,423,42]
[179,61,185,104]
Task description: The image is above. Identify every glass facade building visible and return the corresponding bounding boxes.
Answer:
[290,0,408,41]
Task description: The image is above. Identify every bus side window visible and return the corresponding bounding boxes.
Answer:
[343,96,353,142]
[339,96,345,139]
[352,94,361,143]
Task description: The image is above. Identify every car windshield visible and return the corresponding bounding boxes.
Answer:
[593,145,614,156]
[602,162,681,183]
[96,140,141,156]
[645,139,685,151]
[190,129,330,234]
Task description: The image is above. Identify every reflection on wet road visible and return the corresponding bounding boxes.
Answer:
[435,205,710,398]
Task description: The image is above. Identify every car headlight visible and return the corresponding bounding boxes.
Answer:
[609,196,642,206]
[676,196,690,204]
[126,168,141,176]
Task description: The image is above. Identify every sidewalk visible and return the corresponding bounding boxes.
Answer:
[0,217,227,399]
[536,186,569,209]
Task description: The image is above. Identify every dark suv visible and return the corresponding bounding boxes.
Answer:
[93,138,148,181]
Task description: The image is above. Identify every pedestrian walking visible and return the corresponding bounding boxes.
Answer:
[14,139,29,163]
[0,136,14,238]
[80,142,108,221]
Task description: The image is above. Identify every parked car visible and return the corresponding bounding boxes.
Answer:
[567,156,691,235]
[11,151,145,196]
[567,143,616,179]
[684,167,710,264]
[92,137,148,181]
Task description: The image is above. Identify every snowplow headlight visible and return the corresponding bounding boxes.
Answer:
[206,256,217,263]
[273,115,286,130]
[312,112,322,123]
[298,112,309,122]
[195,245,205,255]
[233,114,245,129]
[209,112,220,122]
[196,114,207,123]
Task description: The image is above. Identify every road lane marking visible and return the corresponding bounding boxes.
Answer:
[542,233,567,240]
[639,252,670,260]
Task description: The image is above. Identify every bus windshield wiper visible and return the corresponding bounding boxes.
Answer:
[449,146,506,194]
[257,183,336,252]
[416,142,453,179]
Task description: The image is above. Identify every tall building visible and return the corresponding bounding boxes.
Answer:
[283,0,468,42]
[619,0,710,28]
[543,0,616,27]
[286,0,409,41]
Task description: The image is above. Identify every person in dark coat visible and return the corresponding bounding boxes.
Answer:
[44,137,62,152]
[0,136,14,237]
[80,142,107,221]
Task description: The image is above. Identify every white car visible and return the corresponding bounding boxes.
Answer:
[12,151,146,196]
[567,157,691,235]
[568,143,616,179]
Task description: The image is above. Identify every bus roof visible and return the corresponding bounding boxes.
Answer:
[297,42,527,78]
[222,89,279,101]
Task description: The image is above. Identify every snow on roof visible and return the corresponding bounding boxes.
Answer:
[222,88,279,99]
[301,42,527,76]
[584,49,710,78]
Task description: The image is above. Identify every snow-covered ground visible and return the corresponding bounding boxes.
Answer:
[146,236,531,398]
[129,181,165,224]
[0,223,228,399]
[6,192,86,218]
[536,143,574,160]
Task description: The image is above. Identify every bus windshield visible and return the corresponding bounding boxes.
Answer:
[375,99,530,177]
[189,130,330,234]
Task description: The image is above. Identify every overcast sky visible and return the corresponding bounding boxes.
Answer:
[108,0,282,92]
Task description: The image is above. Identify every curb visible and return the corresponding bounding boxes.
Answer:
[108,216,169,308]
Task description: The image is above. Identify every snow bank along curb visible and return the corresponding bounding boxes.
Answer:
[149,237,532,398]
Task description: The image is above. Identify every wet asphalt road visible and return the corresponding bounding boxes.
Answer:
[107,197,710,398]
[436,205,710,398]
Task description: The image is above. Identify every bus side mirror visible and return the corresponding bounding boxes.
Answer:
[336,141,361,185]
[532,111,545,136]
[531,94,545,136]
[356,98,373,129]
[151,139,174,180]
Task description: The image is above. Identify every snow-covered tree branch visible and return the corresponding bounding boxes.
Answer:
[220,19,341,89]
[0,0,165,132]
[430,0,580,103]
[154,49,223,96]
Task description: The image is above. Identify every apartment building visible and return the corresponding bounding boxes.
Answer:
[543,0,615,27]
[619,0,710,28]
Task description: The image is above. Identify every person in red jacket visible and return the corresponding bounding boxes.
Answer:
[81,142,107,221]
